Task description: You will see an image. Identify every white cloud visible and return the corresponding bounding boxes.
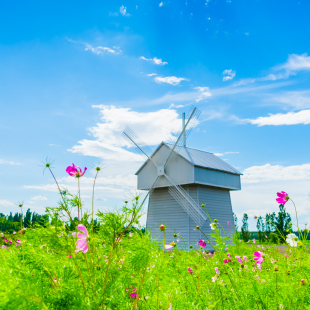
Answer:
[169,103,184,109]
[223,69,236,81]
[120,5,130,16]
[0,159,22,165]
[154,76,187,85]
[194,86,212,102]
[278,53,310,72]
[147,73,157,76]
[214,151,239,157]
[242,163,310,183]
[68,105,182,161]
[31,196,48,201]
[85,44,121,55]
[140,56,168,65]
[246,109,310,126]
[0,200,15,207]
[159,2,164,6]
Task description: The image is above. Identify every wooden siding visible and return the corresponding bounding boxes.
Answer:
[194,167,241,190]
[146,184,236,251]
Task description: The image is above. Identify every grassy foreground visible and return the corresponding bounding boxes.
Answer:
[0,201,309,310]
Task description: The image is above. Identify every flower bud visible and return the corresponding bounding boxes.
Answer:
[304,228,309,233]
[254,215,258,220]
[201,204,205,208]
[274,265,279,272]
[173,233,177,238]
[125,201,128,204]
[301,279,308,285]
[159,224,166,231]
[214,219,218,223]
[196,225,200,230]
[190,244,193,249]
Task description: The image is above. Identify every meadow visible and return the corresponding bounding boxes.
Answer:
[0,162,309,310]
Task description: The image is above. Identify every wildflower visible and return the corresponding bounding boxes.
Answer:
[173,233,178,238]
[129,288,138,299]
[286,233,298,247]
[159,224,166,231]
[212,276,217,282]
[75,224,89,253]
[195,225,200,230]
[210,223,217,230]
[177,238,180,243]
[276,191,289,205]
[227,221,229,225]
[66,255,72,258]
[187,267,193,275]
[223,259,231,264]
[255,275,260,280]
[298,241,303,246]
[165,241,176,249]
[125,200,128,204]
[54,278,58,283]
[197,239,207,247]
[66,163,87,178]
[274,265,279,271]
[0,233,3,237]
[279,305,284,309]
[13,232,16,235]
[254,215,258,219]
[252,239,256,243]
[214,219,218,223]
[201,203,205,208]
[257,263,262,270]
[215,267,220,274]
[270,258,275,263]
[301,279,308,285]
[243,256,248,262]
[236,256,243,264]
[253,251,265,264]
[227,253,231,258]
[15,240,21,247]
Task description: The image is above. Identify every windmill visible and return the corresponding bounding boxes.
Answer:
[123,107,242,249]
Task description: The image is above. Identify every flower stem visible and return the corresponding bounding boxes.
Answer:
[78,177,81,222]
[92,171,99,236]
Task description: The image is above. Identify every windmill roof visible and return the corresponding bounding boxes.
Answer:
[135,142,242,175]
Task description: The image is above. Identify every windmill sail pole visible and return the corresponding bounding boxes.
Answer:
[182,112,186,147]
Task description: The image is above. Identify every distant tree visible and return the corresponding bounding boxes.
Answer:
[241,213,251,242]
[233,213,238,231]
[23,209,32,228]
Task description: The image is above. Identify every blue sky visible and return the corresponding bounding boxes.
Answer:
[1,0,310,229]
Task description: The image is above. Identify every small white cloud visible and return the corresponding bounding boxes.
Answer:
[140,56,168,65]
[120,5,130,16]
[0,199,15,207]
[169,103,184,109]
[246,109,310,126]
[194,86,212,102]
[147,73,157,76]
[214,151,239,157]
[159,2,164,6]
[0,159,22,165]
[85,44,121,55]
[222,69,236,81]
[31,196,48,201]
[154,76,187,85]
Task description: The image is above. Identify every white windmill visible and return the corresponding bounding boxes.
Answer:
[123,107,241,249]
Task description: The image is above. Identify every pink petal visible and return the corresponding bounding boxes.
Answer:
[165,245,173,249]
[77,224,88,236]
[77,233,87,239]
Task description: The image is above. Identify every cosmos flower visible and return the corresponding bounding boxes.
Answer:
[253,251,265,265]
[75,224,89,253]
[276,191,289,205]
[66,163,87,178]
[210,223,217,230]
[215,267,220,274]
[286,233,298,247]
[165,241,176,249]
[197,239,207,247]
[252,239,256,243]
[187,267,193,275]
[13,232,16,235]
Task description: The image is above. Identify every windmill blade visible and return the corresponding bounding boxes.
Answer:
[163,107,200,168]
[122,126,154,162]
[165,174,207,227]
[139,176,159,207]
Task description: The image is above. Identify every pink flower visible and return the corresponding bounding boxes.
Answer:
[252,239,256,243]
[177,238,180,243]
[227,221,230,225]
[15,240,21,246]
[66,163,87,178]
[227,253,231,258]
[4,239,8,243]
[215,267,220,274]
[257,263,262,270]
[212,276,217,282]
[243,256,248,262]
[129,288,138,299]
[223,259,231,264]
[0,233,3,237]
[66,255,72,258]
[235,256,243,263]
[253,251,265,264]
[1,245,7,249]
[75,224,89,253]
[197,239,207,247]
[276,191,289,205]
[13,232,16,235]
[187,267,193,275]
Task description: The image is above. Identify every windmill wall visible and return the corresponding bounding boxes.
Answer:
[146,184,235,250]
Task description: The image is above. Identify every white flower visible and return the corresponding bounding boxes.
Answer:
[286,233,298,247]
[210,223,217,230]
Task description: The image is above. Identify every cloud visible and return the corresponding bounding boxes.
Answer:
[159,2,164,6]
[169,103,184,109]
[0,159,22,165]
[242,163,310,183]
[246,109,310,126]
[85,44,121,55]
[194,86,212,102]
[223,69,236,82]
[140,56,168,65]
[31,196,48,201]
[0,200,15,207]
[154,76,187,85]
[147,73,157,76]
[214,152,239,156]
[120,5,130,16]
[68,105,183,161]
